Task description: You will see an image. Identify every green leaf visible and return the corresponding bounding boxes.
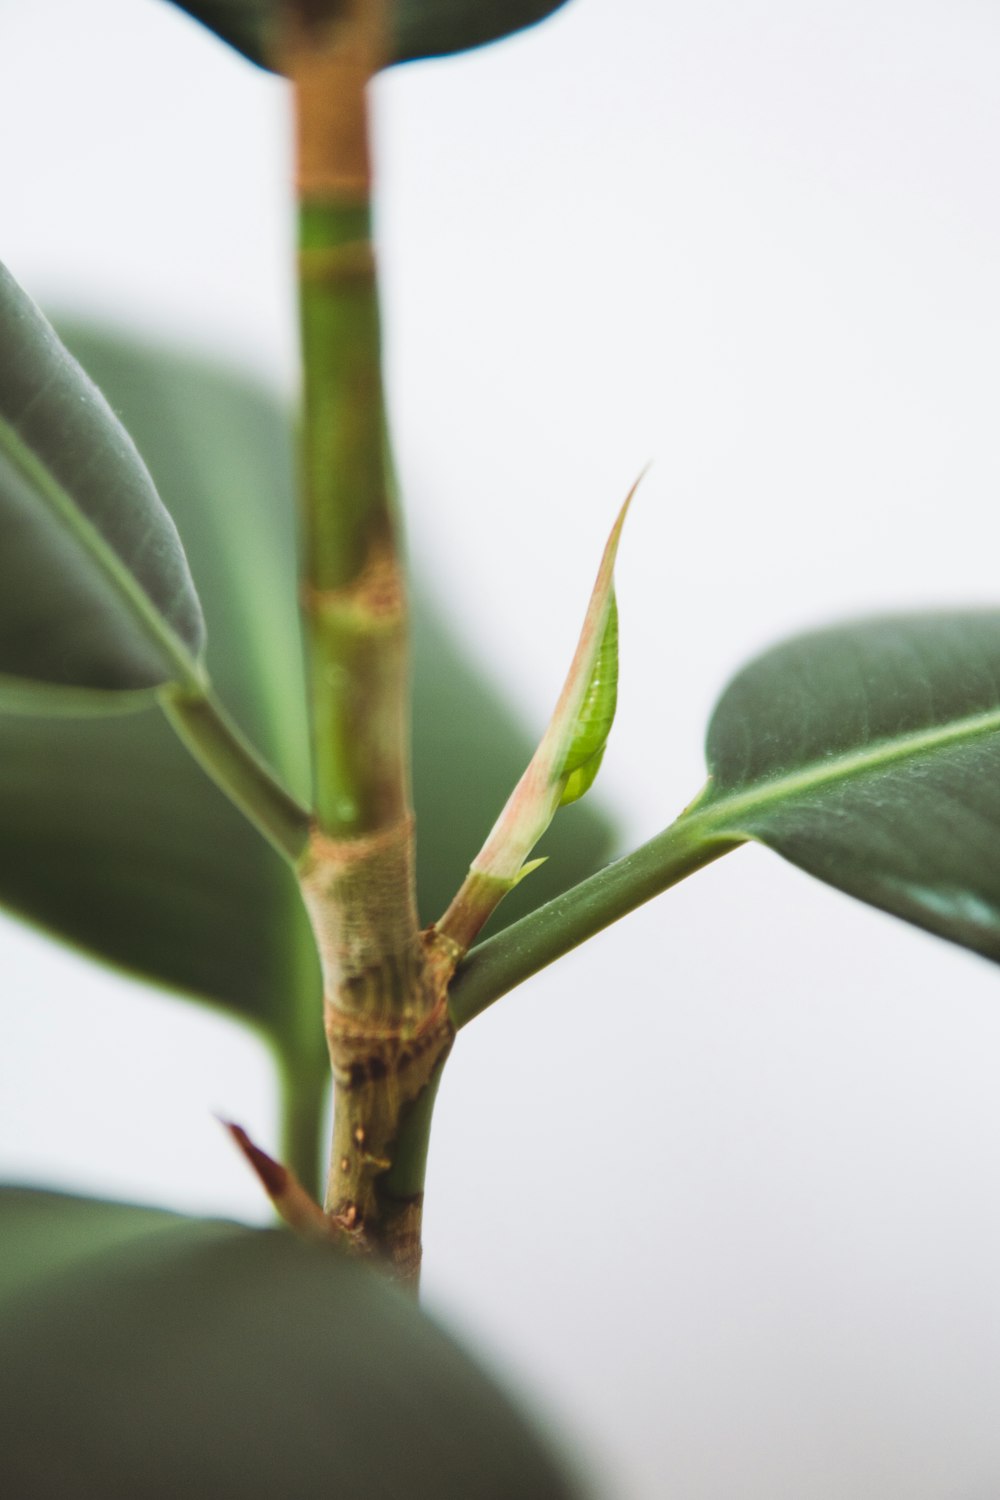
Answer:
[559,596,618,807]
[0,1187,580,1500]
[0,327,613,1040]
[165,0,574,70]
[166,0,272,65]
[458,489,630,895]
[412,596,616,928]
[701,612,1000,964]
[0,263,204,696]
[394,0,575,61]
[0,326,321,1066]
[449,611,1000,1027]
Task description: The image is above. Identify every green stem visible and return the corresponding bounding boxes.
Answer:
[277,1049,329,1199]
[298,203,408,838]
[448,804,744,1027]
[284,6,445,1286]
[159,685,311,864]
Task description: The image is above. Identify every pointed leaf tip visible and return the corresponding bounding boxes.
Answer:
[222,1118,337,1244]
[223,1119,288,1197]
[491,472,639,854]
[435,474,642,956]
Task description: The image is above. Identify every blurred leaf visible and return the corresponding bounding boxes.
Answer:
[701,612,1000,964]
[0,1186,580,1500]
[0,327,321,1065]
[393,0,573,61]
[0,326,612,1035]
[166,0,271,64]
[166,0,574,69]
[0,263,204,695]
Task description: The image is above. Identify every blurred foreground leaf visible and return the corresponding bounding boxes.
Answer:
[0,263,203,696]
[0,1187,579,1500]
[166,0,574,69]
[0,326,613,1036]
[702,613,1000,963]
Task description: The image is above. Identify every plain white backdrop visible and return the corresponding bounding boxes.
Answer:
[3,1,1000,1495]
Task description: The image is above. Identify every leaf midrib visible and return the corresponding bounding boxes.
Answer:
[697,700,1000,835]
[0,413,203,693]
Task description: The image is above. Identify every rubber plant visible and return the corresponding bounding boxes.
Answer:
[4,1,1000,1495]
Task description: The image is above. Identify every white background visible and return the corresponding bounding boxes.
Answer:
[3,1,1000,1495]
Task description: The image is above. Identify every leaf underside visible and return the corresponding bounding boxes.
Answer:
[165,0,573,69]
[0,1187,579,1500]
[0,263,203,694]
[0,326,612,1043]
[702,612,1000,965]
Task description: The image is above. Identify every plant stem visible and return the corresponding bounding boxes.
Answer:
[159,684,311,864]
[298,194,409,836]
[448,806,744,1027]
[283,0,449,1287]
[276,1047,328,1198]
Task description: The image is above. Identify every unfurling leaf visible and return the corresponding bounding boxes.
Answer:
[558,596,618,806]
[0,262,204,699]
[434,478,637,957]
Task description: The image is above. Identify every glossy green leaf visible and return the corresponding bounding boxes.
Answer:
[0,1187,580,1500]
[700,612,1000,964]
[0,327,613,1035]
[0,263,204,695]
[165,0,574,70]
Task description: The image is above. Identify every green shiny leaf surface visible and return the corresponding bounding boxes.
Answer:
[0,263,204,694]
[166,0,573,69]
[701,612,1000,964]
[0,1187,579,1500]
[0,327,612,1028]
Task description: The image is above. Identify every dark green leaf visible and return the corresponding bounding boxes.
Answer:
[0,263,203,694]
[166,0,272,65]
[394,0,573,61]
[0,327,612,1037]
[701,612,1000,964]
[0,1187,579,1500]
[0,327,320,1064]
[166,0,574,70]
